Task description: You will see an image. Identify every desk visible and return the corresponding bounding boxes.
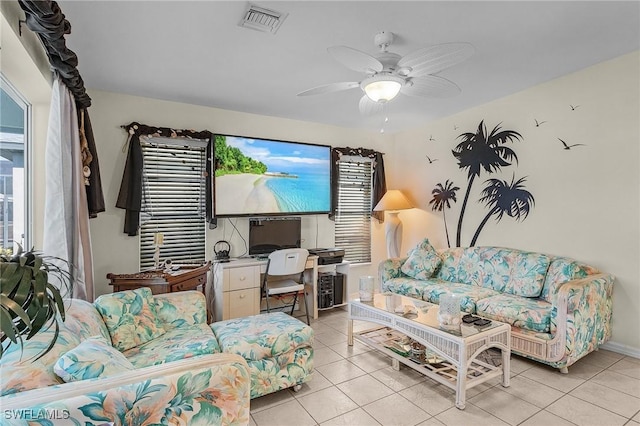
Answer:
[212,256,349,322]
[107,262,211,295]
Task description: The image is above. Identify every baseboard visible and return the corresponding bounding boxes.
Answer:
[601,341,640,359]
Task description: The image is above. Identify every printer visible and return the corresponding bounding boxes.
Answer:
[308,248,345,265]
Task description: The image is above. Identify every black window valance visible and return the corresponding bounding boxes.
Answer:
[18,0,91,108]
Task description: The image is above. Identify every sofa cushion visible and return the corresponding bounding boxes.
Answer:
[0,326,80,396]
[436,247,550,297]
[476,294,553,333]
[94,287,165,352]
[123,323,221,368]
[540,257,599,303]
[54,336,135,382]
[382,277,433,300]
[212,312,313,362]
[474,247,551,297]
[420,279,501,313]
[401,238,441,280]
[154,291,208,330]
[63,299,112,341]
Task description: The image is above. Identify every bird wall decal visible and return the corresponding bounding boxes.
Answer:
[558,138,585,150]
[570,104,580,111]
[534,119,547,127]
[429,135,436,142]
[426,155,439,164]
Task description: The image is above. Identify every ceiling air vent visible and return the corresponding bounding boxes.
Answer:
[239,4,288,34]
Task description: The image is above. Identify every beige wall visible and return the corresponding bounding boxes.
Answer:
[85,90,388,298]
[389,52,640,354]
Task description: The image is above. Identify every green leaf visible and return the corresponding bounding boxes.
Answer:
[189,401,223,426]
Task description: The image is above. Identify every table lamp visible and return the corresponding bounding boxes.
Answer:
[373,189,413,258]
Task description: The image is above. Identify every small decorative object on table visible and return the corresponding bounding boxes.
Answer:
[359,276,375,302]
[437,292,461,331]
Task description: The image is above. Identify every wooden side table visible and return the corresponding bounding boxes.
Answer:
[107,262,211,296]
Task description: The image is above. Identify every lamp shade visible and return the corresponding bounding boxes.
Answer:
[373,189,413,212]
[361,75,404,103]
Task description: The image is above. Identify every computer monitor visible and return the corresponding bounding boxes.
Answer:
[249,217,301,256]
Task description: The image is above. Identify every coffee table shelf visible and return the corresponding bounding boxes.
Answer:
[348,293,510,409]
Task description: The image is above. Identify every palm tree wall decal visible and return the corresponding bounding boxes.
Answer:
[471,176,535,246]
[452,120,522,246]
[429,180,460,248]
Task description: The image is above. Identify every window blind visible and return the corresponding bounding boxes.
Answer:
[139,139,206,269]
[335,159,373,264]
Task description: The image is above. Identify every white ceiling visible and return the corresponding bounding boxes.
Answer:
[58,1,639,134]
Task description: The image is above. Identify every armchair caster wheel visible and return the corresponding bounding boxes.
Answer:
[559,367,568,374]
[292,384,302,392]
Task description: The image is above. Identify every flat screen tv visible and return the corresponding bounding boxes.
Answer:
[249,217,301,256]
[214,134,331,217]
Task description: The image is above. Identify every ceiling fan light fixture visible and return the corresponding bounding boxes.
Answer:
[362,75,404,103]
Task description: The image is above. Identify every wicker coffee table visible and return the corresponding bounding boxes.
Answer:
[348,293,510,409]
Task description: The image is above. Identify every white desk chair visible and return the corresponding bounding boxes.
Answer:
[261,248,310,325]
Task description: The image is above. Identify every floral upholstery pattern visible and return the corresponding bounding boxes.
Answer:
[1,290,255,425]
[421,279,501,313]
[0,326,77,396]
[563,274,614,366]
[379,257,408,283]
[54,336,135,382]
[437,247,550,297]
[212,312,313,361]
[124,323,221,368]
[476,294,553,333]
[94,287,165,351]
[155,291,208,330]
[436,247,481,285]
[249,347,313,398]
[540,257,600,302]
[1,354,251,426]
[212,312,314,399]
[401,238,441,280]
[382,277,432,300]
[380,243,612,370]
[63,299,112,341]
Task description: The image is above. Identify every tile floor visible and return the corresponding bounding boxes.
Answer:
[249,307,640,426]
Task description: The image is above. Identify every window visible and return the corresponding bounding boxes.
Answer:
[335,158,373,263]
[0,75,31,253]
[139,137,207,269]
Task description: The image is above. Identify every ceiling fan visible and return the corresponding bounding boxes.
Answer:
[297,31,475,116]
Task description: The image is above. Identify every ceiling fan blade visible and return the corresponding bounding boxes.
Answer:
[297,81,360,96]
[359,95,384,116]
[401,75,461,98]
[328,46,383,74]
[397,43,475,77]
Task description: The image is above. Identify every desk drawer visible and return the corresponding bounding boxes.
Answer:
[227,288,260,319]
[228,266,260,291]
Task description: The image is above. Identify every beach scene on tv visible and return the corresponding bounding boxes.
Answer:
[214,135,331,216]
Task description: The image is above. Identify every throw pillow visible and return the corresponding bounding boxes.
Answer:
[94,287,165,352]
[401,238,441,280]
[54,336,135,382]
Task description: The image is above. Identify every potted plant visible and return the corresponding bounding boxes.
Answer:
[0,245,73,360]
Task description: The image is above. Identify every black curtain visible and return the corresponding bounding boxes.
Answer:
[116,123,214,236]
[330,147,387,223]
[18,0,105,217]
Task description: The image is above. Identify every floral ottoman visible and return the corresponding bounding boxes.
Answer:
[211,312,314,399]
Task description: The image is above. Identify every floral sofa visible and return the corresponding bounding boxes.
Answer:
[0,288,314,425]
[380,239,615,373]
